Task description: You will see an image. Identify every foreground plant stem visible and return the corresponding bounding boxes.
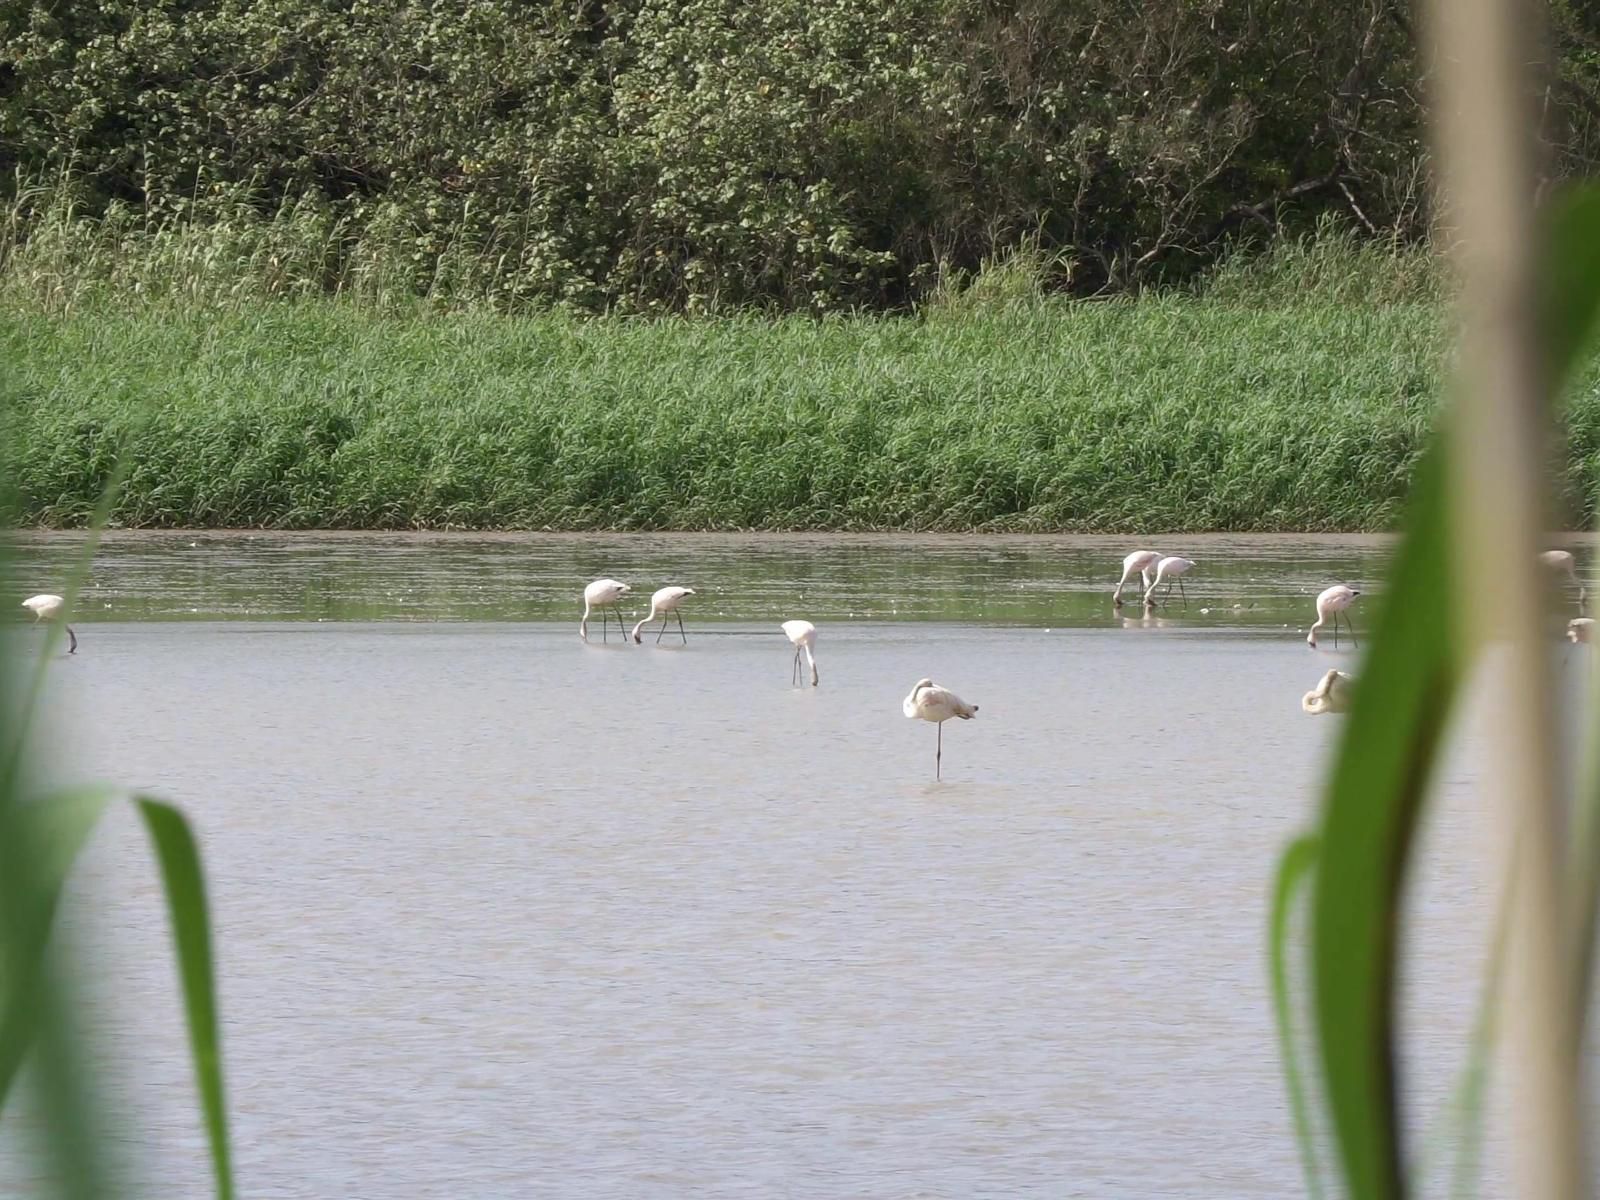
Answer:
[1427,0,1583,1195]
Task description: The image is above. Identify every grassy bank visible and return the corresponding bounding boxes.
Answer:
[3,238,1594,532]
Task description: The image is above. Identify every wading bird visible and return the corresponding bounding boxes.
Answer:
[1542,549,1587,611]
[1307,584,1361,649]
[632,586,695,644]
[1301,668,1354,714]
[902,678,978,780]
[781,619,818,686]
[580,578,631,642]
[1143,556,1196,608]
[1569,617,1595,644]
[21,594,76,654]
[1113,550,1163,605]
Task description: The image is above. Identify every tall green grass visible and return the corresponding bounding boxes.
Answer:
[6,186,1595,532]
[1,287,1466,532]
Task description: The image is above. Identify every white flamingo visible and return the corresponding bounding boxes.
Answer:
[1302,668,1354,714]
[1542,549,1587,610]
[902,678,978,780]
[580,578,631,642]
[21,594,76,654]
[632,586,695,644]
[1113,550,1163,605]
[781,620,818,686]
[1143,556,1196,608]
[1307,584,1361,649]
[1569,617,1595,644]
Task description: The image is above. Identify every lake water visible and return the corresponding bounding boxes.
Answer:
[2,532,1584,1198]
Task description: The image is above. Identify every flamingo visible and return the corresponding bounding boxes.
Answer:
[1541,549,1587,611]
[1302,668,1354,714]
[902,678,978,780]
[1143,556,1196,608]
[21,594,76,654]
[1307,584,1361,649]
[632,586,695,644]
[1113,550,1163,605]
[781,620,819,686]
[580,578,631,642]
[1569,617,1595,644]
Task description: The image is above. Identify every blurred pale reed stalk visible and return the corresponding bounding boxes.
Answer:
[1428,0,1584,1196]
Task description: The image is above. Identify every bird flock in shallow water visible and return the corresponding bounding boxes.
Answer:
[18,542,1594,778]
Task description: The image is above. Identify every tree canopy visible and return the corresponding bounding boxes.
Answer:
[3,0,1599,312]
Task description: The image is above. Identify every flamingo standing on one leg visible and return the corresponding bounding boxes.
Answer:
[781,619,819,686]
[902,678,978,780]
[632,586,695,644]
[1143,557,1196,608]
[1113,550,1163,606]
[580,578,631,642]
[21,594,76,654]
[1541,549,1587,612]
[1307,584,1361,649]
[1301,668,1355,714]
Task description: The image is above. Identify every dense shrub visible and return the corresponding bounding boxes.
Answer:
[4,0,1597,312]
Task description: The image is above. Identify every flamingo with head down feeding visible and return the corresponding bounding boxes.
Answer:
[21,594,76,654]
[1113,550,1163,605]
[1143,557,1196,608]
[580,578,631,642]
[632,586,696,644]
[1307,585,1361,649]
[781,620,819,686]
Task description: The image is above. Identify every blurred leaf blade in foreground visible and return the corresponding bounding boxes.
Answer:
[134,795,233,1199]
[0,788,235,1200]
[1306,448,1459,1200]
[1268,832,1327,1200]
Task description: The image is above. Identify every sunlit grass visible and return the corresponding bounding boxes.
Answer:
[0,289,1459,532]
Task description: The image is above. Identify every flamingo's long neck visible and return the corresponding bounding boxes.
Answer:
[803,644,818,685]
[631,607,659,640]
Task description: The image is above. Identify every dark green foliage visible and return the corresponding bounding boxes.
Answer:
[4,0,1595,312]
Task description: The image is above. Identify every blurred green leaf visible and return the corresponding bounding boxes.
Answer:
[134,796,234,1200]
[1269,833,1327,1200]
[0,785,118,1109]
[1311,447,1458,1200]
[0,789,234,1200]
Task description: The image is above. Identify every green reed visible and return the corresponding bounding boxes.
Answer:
[1,278,1483,532]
